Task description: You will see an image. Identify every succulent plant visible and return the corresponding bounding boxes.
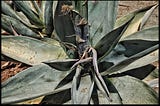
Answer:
[1,1,159,104]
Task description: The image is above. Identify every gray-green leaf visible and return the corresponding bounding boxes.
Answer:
[43,59,78,71]
[108,76,158,104]
[88,1,118,46]
[1,64,71,104]
[2,36,68,65]
[95,17,133,61]
[101,44,158,76]
[54,1,76,45]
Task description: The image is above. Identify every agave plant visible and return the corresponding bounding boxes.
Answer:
[1,0,159,104]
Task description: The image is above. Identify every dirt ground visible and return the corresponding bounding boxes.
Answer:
[1,61,30,82]
[1,1,159,104]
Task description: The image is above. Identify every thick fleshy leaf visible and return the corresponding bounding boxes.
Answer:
[139,4,158,30]
[120,40,158,57]
[52,1,58,21]
[90,90,122,104]
[101,44,158,76]
[42,82,72,104]
[117,4,157,40]
[108,64,156,80]
[121,64,156,80]
[108,76,158,104]
[60,42,78,59]
[120,12,146,38]
[40,37,61,47]
[43,59,78,71]
[114,4,156,29]
[1,1,37,29]
[44,1,56,36]
[88,1,118,46]
[24,1,39,14]
[1,54,19,62]
[114,50,158,75]
[55,69,76,89]
[1,64,71,104]
[54,1,76,45]
[1,1,23,21]
[114,12,134,29]
[13,1,44,28]
[71,65,82,104]
[72,74,94,104]
[102,26,158,64]
[91,70,112,102]
[2,36,68,65]
[98,61,114,73]
[101,44,127,65]
[30,1,42,15]
[40,37,78,59]
[72,0,88,19]
[94,17,133,61]
[121,26,158,41]
[90,78,122,104]
[40,89,71,104]
[40,0,46,22]
[1,14,40,38]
